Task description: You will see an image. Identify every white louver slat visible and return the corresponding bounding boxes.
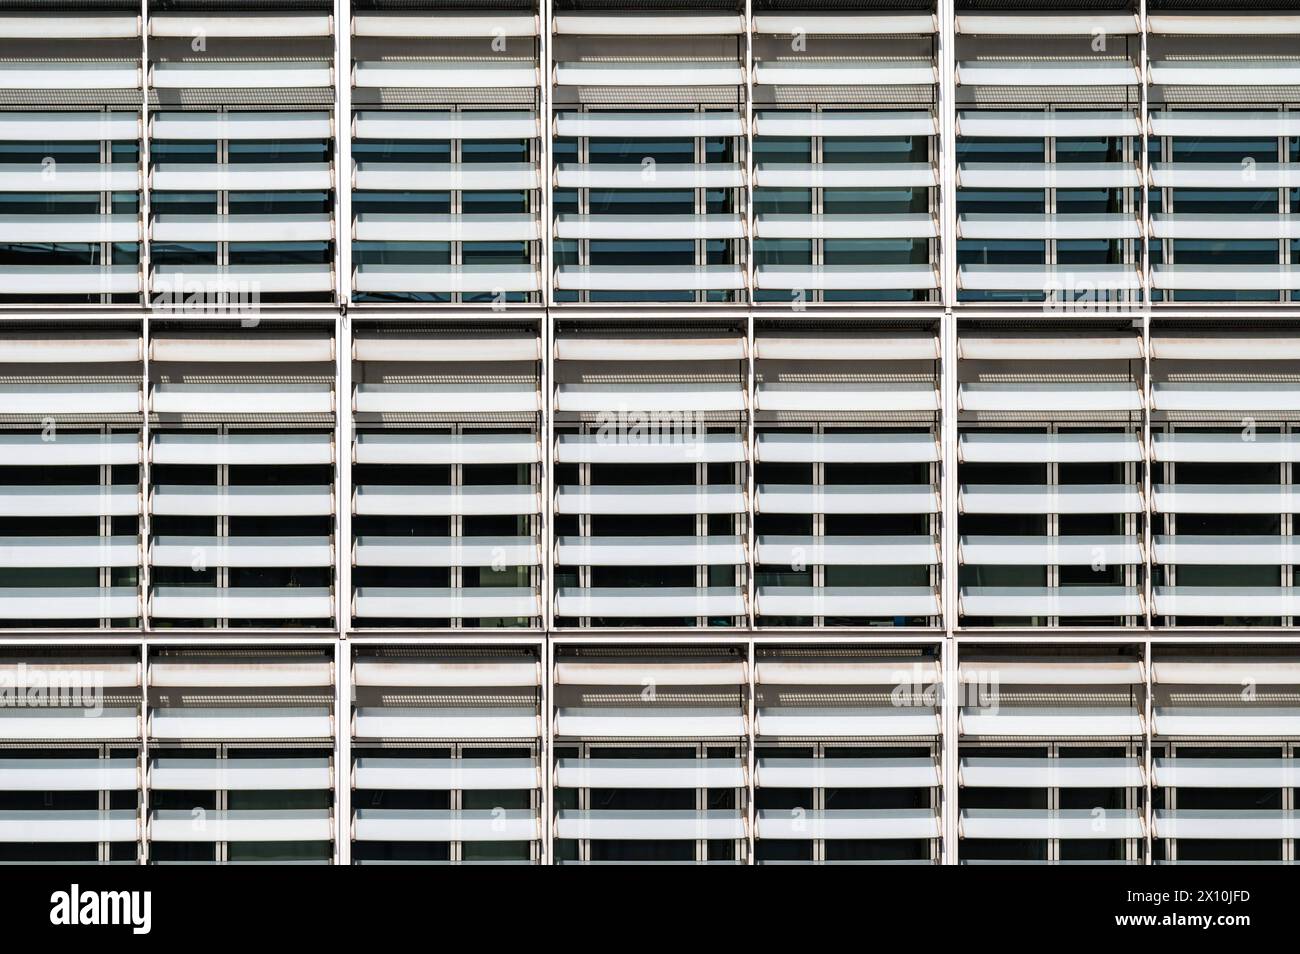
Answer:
[555,810,744,841]
[955,15,1139,35]
[0,759,137,791]
[758,757,939,789]
[555,708,744,738]
[755,61,936,87]
[150,758,331,791]
[0,384,142,417]
[355,111,536,141]
[354,61,536,89]
[352,810,538,842]
[0,708,139,740]
[353,14,537,37]
[958,111,1139,138]
[755,111,935,138]
[151,62,333,90]
[756,432,937,463]
[152,537,331,569]
[149,707,332,740]
[960,707,1143,737]
[0,486,139,517]
[0,537,138,569]
[354,758,539,791]
[354,433,538,466]
[152,433,332,466]
[556,536,743,567]
[757,485,938,514]
[0,812,137,843]
[555,62,743,88]
[757,707,940,738]
[959,587,1143,618]
[555,433,743,464]
[150,810,331,843]
[0,16,140,38]
[556,758,743,790]
[553,14,743,35]
[1153,811,1300,840]
[0,62,139,89]
[754,14,935,34]
[353,707,539,740]
[756,536,938,566]
[961,809,1144,840]
[150,111,331,140]
[758,810,939,840]
[959,432,1142,463]
[956,61,1139,87]
[755,163,936,189]
[554,587,745,619]
[961,758,1144,788]
[352,589,539,620]
[150,590,333,620]
[0,433,138,466]
[149,15,332,38]
[152,384,333,415]
[556,111,742,139]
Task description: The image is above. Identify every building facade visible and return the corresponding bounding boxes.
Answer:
[0,0,1299,864]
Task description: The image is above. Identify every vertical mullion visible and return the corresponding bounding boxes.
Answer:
[746,637,756,864]
[99,744,109,863]
[334,633,350,865]
[140,0,152,628]
[540,2,554,631]
[1285,436,1293,624]
[941,635,958,864]
[218,138,229,272]
[578,129,588,303]
[1047,432,1059,629]
[1138,1,1150,308]
[336,319,352,635]
[335,0,353,646]
[938,0,956,307]
[541,2,553,310]
[452,443,463,628]
[218,743,228,863]
[813,453,824,628]
[100,442,110,629]
[217,428,228,629]
[452,137,462,305]
[938,0,959,870]
[938,0,958,639]
[696,461,707,628]
[100,136,111,308]
[1142,264,1153,628]
[1046,133,1056,281]
[578,449,589,627]
[140,0,150,308]
[139,642,149,865]
[336,0,351,310]
[1285,743,1294,863]
[695,127,704,306]
[540,638,551,865]
[1047,742,1058,863]
[1144,638,1154,865]
[746,272,756,628]
[743,0,754,306]
[541,318,552,632]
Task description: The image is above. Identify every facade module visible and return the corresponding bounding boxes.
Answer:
[0,0,1299,866]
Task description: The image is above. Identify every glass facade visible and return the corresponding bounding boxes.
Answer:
[1,1,1300,865]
